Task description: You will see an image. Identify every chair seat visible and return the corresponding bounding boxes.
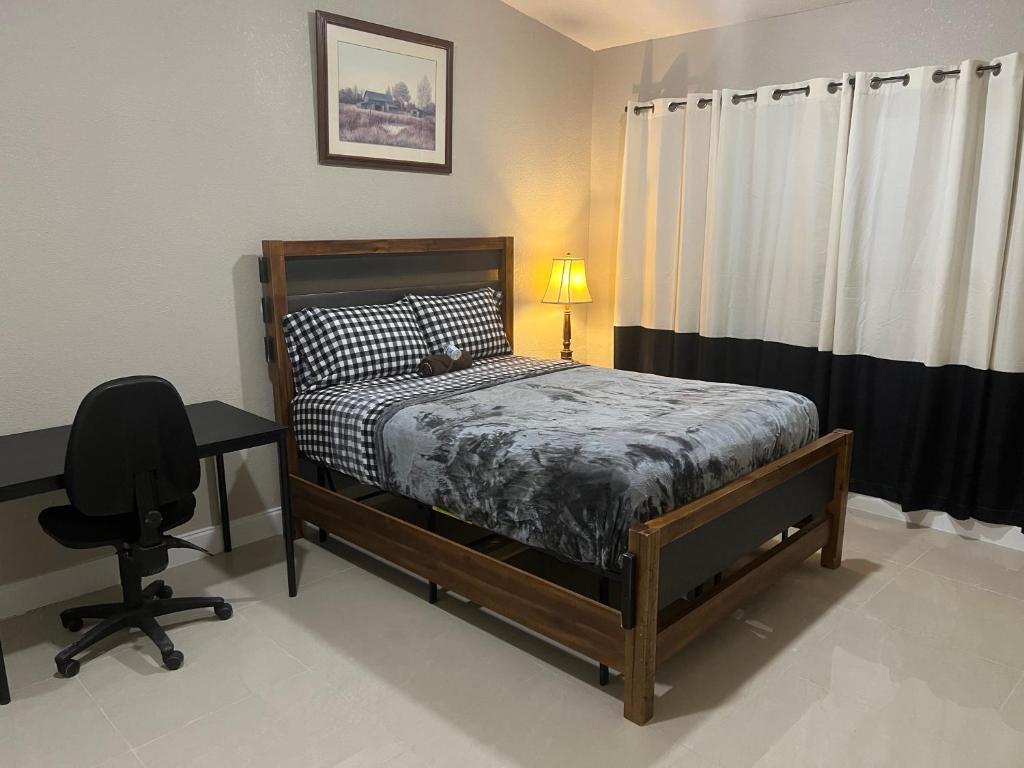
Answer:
[39,497,196,549]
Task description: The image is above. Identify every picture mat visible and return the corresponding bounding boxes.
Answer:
[325,24,447,164]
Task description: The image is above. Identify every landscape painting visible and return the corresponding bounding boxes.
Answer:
[316,11,453,173]
[337,41,436,150]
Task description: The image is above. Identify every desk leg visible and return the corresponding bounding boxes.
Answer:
[215,454,232,553]
[0,636,10,705]
[277,436,297,597]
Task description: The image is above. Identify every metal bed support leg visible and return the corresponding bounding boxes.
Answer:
[426,507,438,604]
[598,575,610,686]
[0,636,10,705]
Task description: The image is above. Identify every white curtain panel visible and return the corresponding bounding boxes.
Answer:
[996,100,1024,373]
[702,78,852,348]
[830,53,1024,372]
[613,95,716,334]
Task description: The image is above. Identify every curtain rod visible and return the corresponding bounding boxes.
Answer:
[624,62,1003,112]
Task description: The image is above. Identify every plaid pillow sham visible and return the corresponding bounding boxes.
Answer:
[282,303,428,393]
[405,287,512,359]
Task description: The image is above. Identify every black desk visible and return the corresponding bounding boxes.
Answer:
[0,400,298,705]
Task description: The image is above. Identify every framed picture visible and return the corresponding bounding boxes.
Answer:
[315,10,453,174]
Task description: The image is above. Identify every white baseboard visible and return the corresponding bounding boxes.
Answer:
[848,493,1024,553]
[0,507,282,621]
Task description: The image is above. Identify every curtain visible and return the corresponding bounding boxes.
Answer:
[617,78,851,406]
[614,54,1024,527]
[826,54,1024,521]
[614,94,716,367]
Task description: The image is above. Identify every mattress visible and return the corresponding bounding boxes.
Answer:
[294,355,819,570]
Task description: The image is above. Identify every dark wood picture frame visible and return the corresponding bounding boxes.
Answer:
[315,10,453,174]
[259,236,852,725]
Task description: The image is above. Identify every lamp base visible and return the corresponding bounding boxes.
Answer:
[561,306,573,361]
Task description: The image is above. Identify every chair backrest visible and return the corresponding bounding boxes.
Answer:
[64,376,200,518]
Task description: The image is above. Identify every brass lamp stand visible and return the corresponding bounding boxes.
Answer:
[542,253,592,362]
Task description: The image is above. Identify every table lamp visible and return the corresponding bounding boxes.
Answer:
[542,253,592,360]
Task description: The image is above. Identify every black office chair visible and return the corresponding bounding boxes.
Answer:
[39,376,232,677]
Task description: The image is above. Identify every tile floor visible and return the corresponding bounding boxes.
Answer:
[2,509,1024,767]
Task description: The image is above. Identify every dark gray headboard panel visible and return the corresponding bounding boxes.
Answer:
[284,248,504,312]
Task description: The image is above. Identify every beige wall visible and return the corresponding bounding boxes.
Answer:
[0,0,592,586]
[587,0,1024,367]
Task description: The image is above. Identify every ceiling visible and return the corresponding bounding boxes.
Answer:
[501,0,856,51]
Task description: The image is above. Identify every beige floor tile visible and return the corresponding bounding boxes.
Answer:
[0,677,130,768]
[135,669,396,768]
[842,510,940,565]
[331,740,410,767]
[679,675,830,768]
[791,611,1017,710]
[240,564,456,674]
[81,609,307,748]
[775,552,905,608]
[95,752,145,768]
[910,534,1024,600]
[1000,674,1024,732]
[166,536,353,610]
[6,527,1024,768]
[753,681,1024,768]
[862,567,1024,670]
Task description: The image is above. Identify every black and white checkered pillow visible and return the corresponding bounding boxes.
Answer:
[406,288,511,359]
[282,303,428,392]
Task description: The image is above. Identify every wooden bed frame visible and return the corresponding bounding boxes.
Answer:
[259,236,852,725]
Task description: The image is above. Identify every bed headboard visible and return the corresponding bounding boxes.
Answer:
[259,237,514,468]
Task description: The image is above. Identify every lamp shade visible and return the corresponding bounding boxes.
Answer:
[542,254,592,305]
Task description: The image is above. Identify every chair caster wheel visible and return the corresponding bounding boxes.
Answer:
[156,585,174,599]
[215,603,233,621]
[162,650,184,670]
[56,658,80,678]
[62,616,84,632]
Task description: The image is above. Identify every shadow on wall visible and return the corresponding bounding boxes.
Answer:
[632,39,690,101]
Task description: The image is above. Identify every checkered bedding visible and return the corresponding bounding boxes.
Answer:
[405,287,512,359]
[292,355,577,486]
[283,303,428,393]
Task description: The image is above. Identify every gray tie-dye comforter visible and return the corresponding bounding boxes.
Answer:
[377,364,818,571]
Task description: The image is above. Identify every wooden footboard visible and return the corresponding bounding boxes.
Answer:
[623,428,852,724]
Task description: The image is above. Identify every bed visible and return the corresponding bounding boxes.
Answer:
[259,236,851,725]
